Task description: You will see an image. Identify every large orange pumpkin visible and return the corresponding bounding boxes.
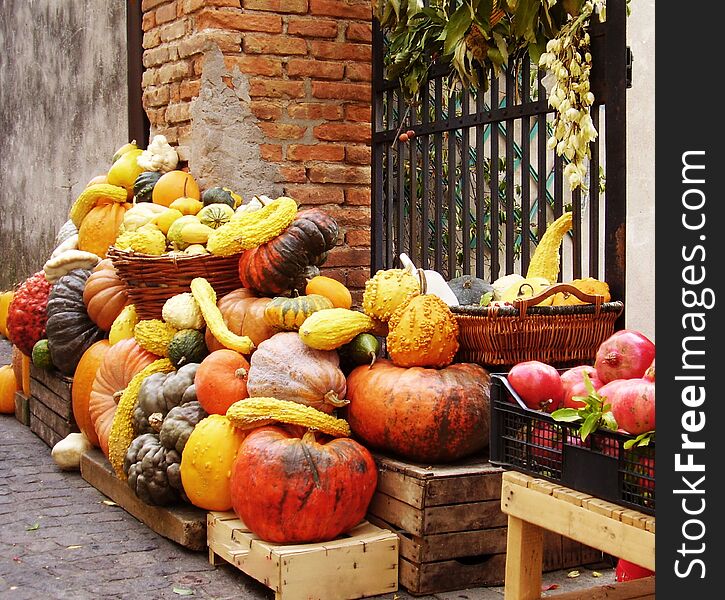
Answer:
[346,359,491,463]
[88,338,156,456]
[78,201,132,258]
[83,260,129,331]
[204,288,275,352]
[71,340,110,447]
[195,349,250,415]
[152,170,200,207]
[0,365,17,413]
[229,427,377,543]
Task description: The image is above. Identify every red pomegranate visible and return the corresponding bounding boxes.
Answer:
[608,378,655,435]
[508,361,564,413]
[594,330,655,383]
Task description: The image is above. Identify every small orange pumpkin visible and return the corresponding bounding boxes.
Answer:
[83,260,129,331]
[0,365,17,413]
[71,340,111,447]
[78,201,132,258]
[204,288,275,352]
[152,170,200,207]
[195,349,250,415]
[305,276,352,309]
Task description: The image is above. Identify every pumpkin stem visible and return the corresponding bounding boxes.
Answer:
[302,429,317,444]
[112,390,123,401]
[323,390,350,408]
[417,269,428,295]
[235,367,248,380]
[148,412,163,433]
[368,351,377,369]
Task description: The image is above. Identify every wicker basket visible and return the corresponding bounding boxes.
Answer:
[107,246,243,320]
[451,283,624,369]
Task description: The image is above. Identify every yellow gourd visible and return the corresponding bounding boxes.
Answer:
[69,184,128,228]
[109,304,138,345]
[501,277,551,304]
[169,196,204,216]
[526,212,573,283]
[298,309,375,350]
[0,291,14,338]
[362,268,420,322]
[133,319,178,357]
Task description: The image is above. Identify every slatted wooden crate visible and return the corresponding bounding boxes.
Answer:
[28,364,77,447]
[14,391,30,426]
[208,512,399,600]
[367,454,603,596]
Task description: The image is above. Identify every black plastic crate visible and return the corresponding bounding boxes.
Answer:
[489,373,655,515]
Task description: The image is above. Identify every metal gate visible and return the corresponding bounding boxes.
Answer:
[372,0,629,307]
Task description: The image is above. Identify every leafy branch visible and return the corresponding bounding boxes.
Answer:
[551,372,617,441]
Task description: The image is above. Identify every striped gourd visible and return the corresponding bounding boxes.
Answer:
[264,294,333,331]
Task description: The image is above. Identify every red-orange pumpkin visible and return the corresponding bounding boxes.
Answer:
[83,260,129,331]
[204,288,275,352]
[346,359,491,463]
[195,349,250,415]
[88,338,157,456]
[230,426,377,543]
[71,340,110,447]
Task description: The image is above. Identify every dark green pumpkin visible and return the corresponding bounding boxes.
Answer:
[201,187,238,208]
[263,294,333,331]
[133,171,162,203]
[167,329,208,368]
[45,269,106,376]
[448,275,494,306]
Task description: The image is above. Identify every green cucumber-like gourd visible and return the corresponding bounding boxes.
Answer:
[264,294,333,331]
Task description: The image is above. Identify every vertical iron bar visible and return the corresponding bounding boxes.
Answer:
[553,154,564,282]
[461,91,471,275]
[537,73,547,242]
[447,86,457,279]
[505,66,515,275]
[475,82,486,280]
[521,60,531,273]
[127,0,149,148]
[572,188,582,278]
[590,109,601,278]
[421,82,431,270]
[434,77,444,273]
[397,93,406,263]
[409,104,419,267]
[371,19,385,273]
[385,91,395,267]
[490,72,500,280]
[604,0,627,316]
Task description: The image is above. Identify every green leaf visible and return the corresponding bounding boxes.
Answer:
[580,412,599,441]
[26,523,40,531]
[512,0,540,40]
[474,0,494,27]
[442,4,473,56]
[601,411,618,431]
[479,291,494,306]
[551,408,582,423]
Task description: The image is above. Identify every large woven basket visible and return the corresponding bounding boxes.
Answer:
[107,246,243,320]
[451,283,624,370]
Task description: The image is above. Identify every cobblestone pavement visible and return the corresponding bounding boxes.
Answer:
[0,339,615,599]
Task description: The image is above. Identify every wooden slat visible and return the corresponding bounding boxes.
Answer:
[551,576,655,600]
[424,499,506,535]
[29,364,72,399]
[504,516,544,600]
[29,414,63,448]
[399,554,508,595]
[14,391,30,426]
[501,477,655,571]
[80,449,207,551]
[28,397,77,438]
[30,378,74,421]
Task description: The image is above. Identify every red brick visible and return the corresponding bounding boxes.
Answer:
[259,123,307,140]
[345,104,371,122]
[160,19,187,42]
[166,102,191,124]
[225,55,283,77]
[182,0,241,13]
[155,2,178,24]
[142,11,156,31]
[288,102,343,121]
[308,164,370,184]
[177,124,192,145]
[158,60,192,83]
[143,85,170,107]
[346,267,372,288]
[314,123,370,143]
[250,100,283,120]
[143,29,161,49]
[325,206,371,226]
[196,10,282,33]
[288,59,344,80]
[286,185,344,205]
[346,145,371,165]
[279,165,308,183]
[323,246,371,267]
[244,35,308,55]
[144,46,173,68]
[249,79,306,98]
[178,31,242,57]
[346,22,372,42]
[345,187,371,205]
[179,79,200,100]
[346,63,371,82]
[346,228,371,246]
[310,41,371,62]
[313,81,370,102]
[287,144,345,162]
[288,18,338,38]
[317,268,348,284]
[243,0,308,13]
[142,0,168,11]
[260,144,283,161]
[310,0,371,20]
[169,82,181,103]
[142,67,159,87]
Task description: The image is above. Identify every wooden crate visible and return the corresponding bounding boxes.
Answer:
[80,448,207,551]
[28,364,77,447]
[367,454,603,596]
[14,391,30,426]
[208,511,399,600]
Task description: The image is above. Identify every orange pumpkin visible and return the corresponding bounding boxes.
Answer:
[305,276,352,309]
[78,201,131,258]
[12,346,31,396]
[195,349,250,415]
[88,338,156,456]
[204,288,275,352]
[71,340,110,447]
[152,170,200,207]
[83,260,129,331]
[0,365,16,413]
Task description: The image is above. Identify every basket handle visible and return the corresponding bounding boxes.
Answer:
[514,283,604,318]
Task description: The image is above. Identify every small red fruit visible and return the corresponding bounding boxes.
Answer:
[398,133,409,143]
[508,360,564,413]
[406,129,416,138]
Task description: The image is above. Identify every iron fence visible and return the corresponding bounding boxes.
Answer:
[372,0,629,309]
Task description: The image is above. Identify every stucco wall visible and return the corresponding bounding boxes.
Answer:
[625,0,655,340]
[0,0,128,289]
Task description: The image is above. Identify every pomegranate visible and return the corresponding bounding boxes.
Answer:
[561,365,603,408]
[508,361,564,413]
[527,423,562,470]
[594,329,655,383]
[608,378,655,435]
[644,358,655,381]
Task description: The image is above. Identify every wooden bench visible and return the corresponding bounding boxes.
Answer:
[500,471,655,600]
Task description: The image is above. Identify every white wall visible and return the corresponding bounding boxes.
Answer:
[625,1,656,340]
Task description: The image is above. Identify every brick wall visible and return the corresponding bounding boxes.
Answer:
[140,0,372,301]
